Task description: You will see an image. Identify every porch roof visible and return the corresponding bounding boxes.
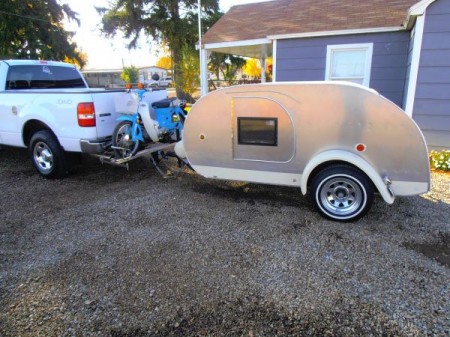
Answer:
[202,0,420,58]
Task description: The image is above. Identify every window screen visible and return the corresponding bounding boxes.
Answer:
[238,117,278,146]
[330,49,367,84]
[6,65,86,90]
[325,43,373,87]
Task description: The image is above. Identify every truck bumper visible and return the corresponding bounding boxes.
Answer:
[80,138,111,154]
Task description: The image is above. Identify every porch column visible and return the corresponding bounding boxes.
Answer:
[200,48,209,97]
[260,57,266,83]
[272,39,277,82]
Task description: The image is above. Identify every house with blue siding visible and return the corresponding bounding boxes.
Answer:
[199,0,450,150]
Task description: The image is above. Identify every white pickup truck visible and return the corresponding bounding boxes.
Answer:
[0,60,127,178]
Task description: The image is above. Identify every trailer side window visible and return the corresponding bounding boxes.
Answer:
[238,117,278,146]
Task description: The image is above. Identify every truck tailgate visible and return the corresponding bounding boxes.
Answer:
[91,90,125,138]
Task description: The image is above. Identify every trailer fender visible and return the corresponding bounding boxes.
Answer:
[301,150,395,204]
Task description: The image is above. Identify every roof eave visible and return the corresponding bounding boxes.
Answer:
[203,38,272,49]
[409,0,436,15]
[404,0,437,29]
[267,26,406,40]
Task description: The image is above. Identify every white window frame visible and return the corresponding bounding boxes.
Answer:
[325,43,373,87]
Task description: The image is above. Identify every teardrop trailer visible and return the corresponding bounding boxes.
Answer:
[173,82,430,222]
[101,81,430,222]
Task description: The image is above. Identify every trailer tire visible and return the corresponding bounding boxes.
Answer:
[29,130,67,179]
[310,165,374,222]
[112,121,140,158]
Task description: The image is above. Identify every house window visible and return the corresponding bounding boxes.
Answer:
[325,43,373,86]
[238,117,278,146]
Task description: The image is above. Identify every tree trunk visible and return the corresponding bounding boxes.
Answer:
[167,0,185,99]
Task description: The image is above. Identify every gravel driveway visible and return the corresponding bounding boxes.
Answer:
[0,147,449,336]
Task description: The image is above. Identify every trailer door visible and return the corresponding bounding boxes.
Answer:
[232,97,295,162]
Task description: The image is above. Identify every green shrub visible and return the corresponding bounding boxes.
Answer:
[429,150,450,171]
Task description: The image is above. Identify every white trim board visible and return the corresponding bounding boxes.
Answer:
[268,27,405,40]
[405,14,426,118]
[409,0,437,15]
[192,165,302,187]
[204,38,272,50]
[272,39,277,82]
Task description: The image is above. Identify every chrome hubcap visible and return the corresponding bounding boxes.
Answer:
[33,142,53,172]
[116,124,136,156]
[319,176,365,217]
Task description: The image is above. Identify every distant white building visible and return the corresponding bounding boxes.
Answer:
[138,66,169,84]
[82,66,169,88]
[82,68,123,88]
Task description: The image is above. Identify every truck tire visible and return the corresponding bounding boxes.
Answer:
[29,130,67,179]
[310,165,374,222]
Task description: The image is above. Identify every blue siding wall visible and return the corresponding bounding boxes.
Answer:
[413,0,450,150]
[276,32,410,107]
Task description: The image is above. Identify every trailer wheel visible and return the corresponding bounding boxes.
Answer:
[310,165,374,222]
[29,130,67,179]
[112,121,140,158]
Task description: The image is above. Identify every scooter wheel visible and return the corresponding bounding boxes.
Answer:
[112,121,140,158]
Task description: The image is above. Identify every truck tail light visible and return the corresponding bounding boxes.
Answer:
[77,103,96,127]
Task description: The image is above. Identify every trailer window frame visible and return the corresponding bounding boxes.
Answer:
[237,117,278,147]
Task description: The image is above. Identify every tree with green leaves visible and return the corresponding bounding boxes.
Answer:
[121,66,139,84]
[180,9,224,100]
[0,0,86,68]
[209,53,246,86]
[98,0,220,99]
[179,44,200,98]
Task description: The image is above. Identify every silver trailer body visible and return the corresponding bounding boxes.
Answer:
[175,82,430,221]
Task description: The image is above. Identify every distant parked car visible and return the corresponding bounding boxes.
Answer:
[145,80,158,88]
[159,77,172,87]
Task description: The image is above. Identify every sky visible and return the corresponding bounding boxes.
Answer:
[63,0,271,70]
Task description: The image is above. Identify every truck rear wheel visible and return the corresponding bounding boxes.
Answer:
[29,130,67,179]
[310,165,374,222]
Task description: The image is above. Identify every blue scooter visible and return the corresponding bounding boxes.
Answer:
[112,85,187,159]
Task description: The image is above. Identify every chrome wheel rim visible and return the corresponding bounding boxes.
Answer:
[33,141,54,173]
[115,123,137,157]
[317,175,366,218]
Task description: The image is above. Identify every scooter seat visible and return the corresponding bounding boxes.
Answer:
[152,98,176,109]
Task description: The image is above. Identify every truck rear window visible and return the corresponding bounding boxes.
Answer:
[6,65,86,90]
